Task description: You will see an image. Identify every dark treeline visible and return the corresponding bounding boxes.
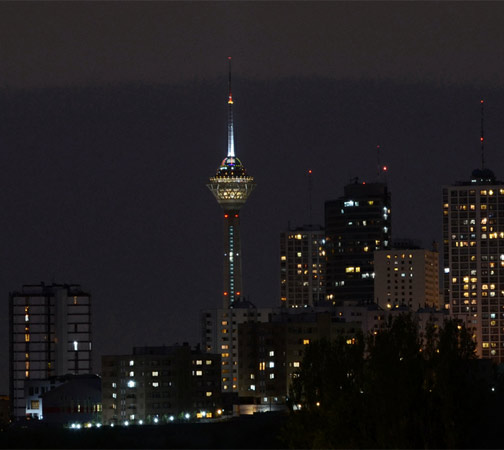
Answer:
[284,315,504,449]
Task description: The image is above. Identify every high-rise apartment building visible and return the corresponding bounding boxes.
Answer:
[9,283,92,419]
[443,168,504,362]
[201,302,272,393]
[280,225,326,308]
[325,180,391,304]
[374,246,440,310]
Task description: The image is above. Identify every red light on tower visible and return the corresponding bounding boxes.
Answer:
[236,291,241,296]
[234,214,239,218]
[383,166,388,171]
[224,214,229,218]
[224,292,228,296]
[308,169,312,174]
[481,137,484,142]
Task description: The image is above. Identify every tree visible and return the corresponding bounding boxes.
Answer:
[283,315,501,449]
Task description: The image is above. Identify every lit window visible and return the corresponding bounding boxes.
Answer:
[270,374,275,379]
[129,360,134,366]
[269,351,275,357]
[127,380,136,388]
[303,339,310,345]
[152,382,159,387]
[269,362,275,368]
[293,361,300,368]
[129,371,134,377]
[152,371,159,377]
[206,392,212,397]
[196,370,203,376]
[196,360,203,365]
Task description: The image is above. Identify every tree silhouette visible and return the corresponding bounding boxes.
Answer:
[284,315,503,449]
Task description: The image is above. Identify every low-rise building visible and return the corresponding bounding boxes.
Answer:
[101,344,221,425]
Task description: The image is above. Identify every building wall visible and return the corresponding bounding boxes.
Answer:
[9,283,92,420]
[443,180,504,362]
[238,310,361,404]
[201,304,272,393]
[280,225,326,308]
[101,345,221,425]
[41,374,102,425]
[374,248,440,310]
[325,181,391,304]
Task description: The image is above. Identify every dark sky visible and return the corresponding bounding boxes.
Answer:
[2,2,504,393]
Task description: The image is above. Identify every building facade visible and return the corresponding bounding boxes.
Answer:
[101,345,221,425]
[238,310,360,406]
[443,168,504,362]
[201,302,272,393]
[325,180,391,304]
[280,225,326,308]
[374,247,440,310]
[9,283,92,420]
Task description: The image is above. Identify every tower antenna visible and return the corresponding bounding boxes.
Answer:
[480,99,485,170]
[227,56,235,158]
[308,169,313,225]
[376,145,381,178]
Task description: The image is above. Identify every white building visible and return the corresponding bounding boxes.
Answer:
[9,283,92,420]
[374,247,440,311]
[443,168,504,362]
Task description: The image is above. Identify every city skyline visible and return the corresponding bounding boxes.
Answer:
[1,2,504,395]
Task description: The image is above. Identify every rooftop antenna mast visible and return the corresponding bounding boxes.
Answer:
[227,56,235,158]
[308,169,313,225]
[480,99,485,170]
[376,144,381,179]
[376,144,388,181]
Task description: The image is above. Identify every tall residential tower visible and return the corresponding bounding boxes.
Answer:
[280,224,326,308]
[443,169,504,362]
[325,180,391,304]
[207,58,256,308]
[9,283,92,419]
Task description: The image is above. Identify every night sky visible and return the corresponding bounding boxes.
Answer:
[2,2,504,393]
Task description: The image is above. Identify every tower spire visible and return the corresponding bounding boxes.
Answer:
[227,56,235,158]
[480,99,485,170]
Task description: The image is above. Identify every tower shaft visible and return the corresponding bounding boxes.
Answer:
[222,211,243,308]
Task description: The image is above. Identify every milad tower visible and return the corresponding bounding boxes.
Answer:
[207,57,256,309]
